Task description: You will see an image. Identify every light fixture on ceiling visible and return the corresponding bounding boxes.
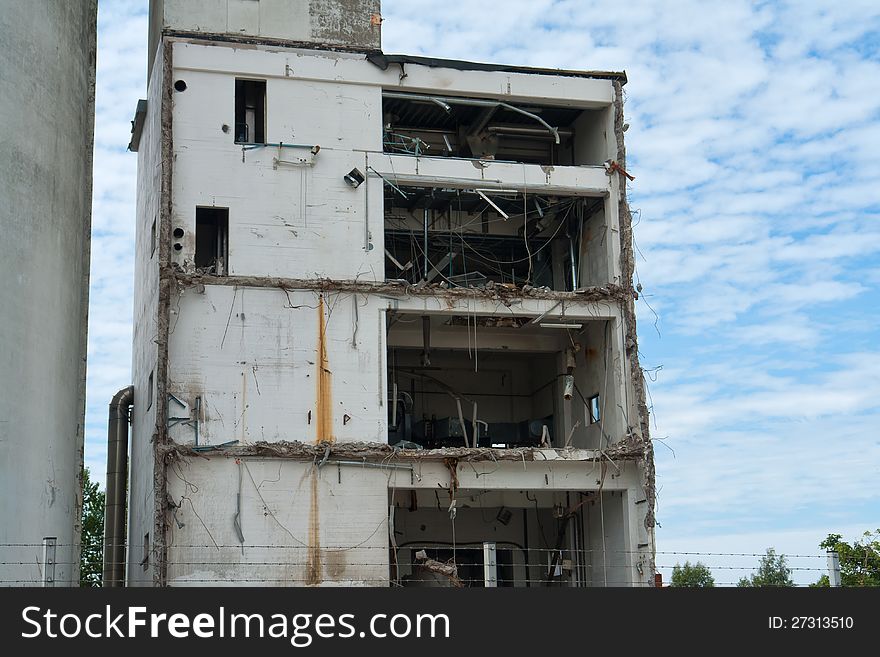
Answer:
[476,190,509,220]
[430,98,452,113]
[539,322,583,330]
[534,198,544,217]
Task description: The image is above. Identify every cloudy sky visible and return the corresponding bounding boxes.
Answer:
[87,0,880,584]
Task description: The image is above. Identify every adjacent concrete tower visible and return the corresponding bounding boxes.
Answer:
[0,1,98,586]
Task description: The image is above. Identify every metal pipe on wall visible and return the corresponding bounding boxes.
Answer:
[423,207,429,281]
[103,386,134,587]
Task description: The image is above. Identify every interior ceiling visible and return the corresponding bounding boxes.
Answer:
[389,313,593,337]
[383,97,584,133]
[385,187,535,213]
[384,186,601,216]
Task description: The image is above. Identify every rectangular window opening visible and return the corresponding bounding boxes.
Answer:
[147,371,154,410]
[142,532,150,571]
[150,218,157,257]
[588,394,601,424]
[235,79,266,144]
[195,207,229,275]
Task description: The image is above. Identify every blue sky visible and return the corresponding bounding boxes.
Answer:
[87,1,880,584]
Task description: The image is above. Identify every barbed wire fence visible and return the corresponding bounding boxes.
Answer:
[0,541,872,587]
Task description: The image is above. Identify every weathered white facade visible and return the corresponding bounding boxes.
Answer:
[127,0,654,587]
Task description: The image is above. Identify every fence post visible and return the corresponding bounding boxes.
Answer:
[483,542,497,587]
[42,537,57,587]
[826,550,841,587]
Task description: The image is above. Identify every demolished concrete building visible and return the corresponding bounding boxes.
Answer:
[114,0,655,587]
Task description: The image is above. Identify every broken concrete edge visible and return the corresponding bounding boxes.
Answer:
[153,41,174,588]
[157,439,649,465]
[167,269,634,305]
[613,81,656,560]
[163,31,383,57]
[412,552,464,588]
[162,32,625,86]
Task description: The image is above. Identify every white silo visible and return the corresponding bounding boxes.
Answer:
[0,0,98,586]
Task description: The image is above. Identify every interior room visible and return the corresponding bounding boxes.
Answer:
[383,185,609,290]
[390,488,629,587]
[386,313,618,450]
[382,91,609,166]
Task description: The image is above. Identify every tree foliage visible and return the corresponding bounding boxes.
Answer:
[80,467,105,587]
[737,548,794,587]
[814,531,880,587]
[670,561,715,587]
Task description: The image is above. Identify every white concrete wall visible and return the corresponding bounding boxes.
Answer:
[169,58,385,280]
[0,0,97,587]
[167,286,385,445]
[586,492,630,586]
[173,41,614,108]
[164,457,389,586]
[128,45,167,586]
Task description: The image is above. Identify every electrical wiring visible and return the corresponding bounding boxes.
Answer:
[522,163,532,283]
[456,201,574,266]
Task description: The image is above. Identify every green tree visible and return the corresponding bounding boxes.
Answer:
[670,561,715,587]
[80,467,105,587]
[812,531,880,587]
[737,548,794,587]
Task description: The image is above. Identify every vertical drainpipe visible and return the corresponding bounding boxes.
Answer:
[103,385,134,587]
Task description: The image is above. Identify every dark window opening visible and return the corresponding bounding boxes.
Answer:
[150,219,157,257]
[195,207,229,275]
[147,371,154,410]
[235,79,266,144]
[142,533,150,571]
[588,394,601,424]
[382,92,609,167]
[384,185,606,291]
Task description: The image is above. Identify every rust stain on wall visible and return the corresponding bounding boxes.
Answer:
[315,296,334,443]
[305,468,323,585]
